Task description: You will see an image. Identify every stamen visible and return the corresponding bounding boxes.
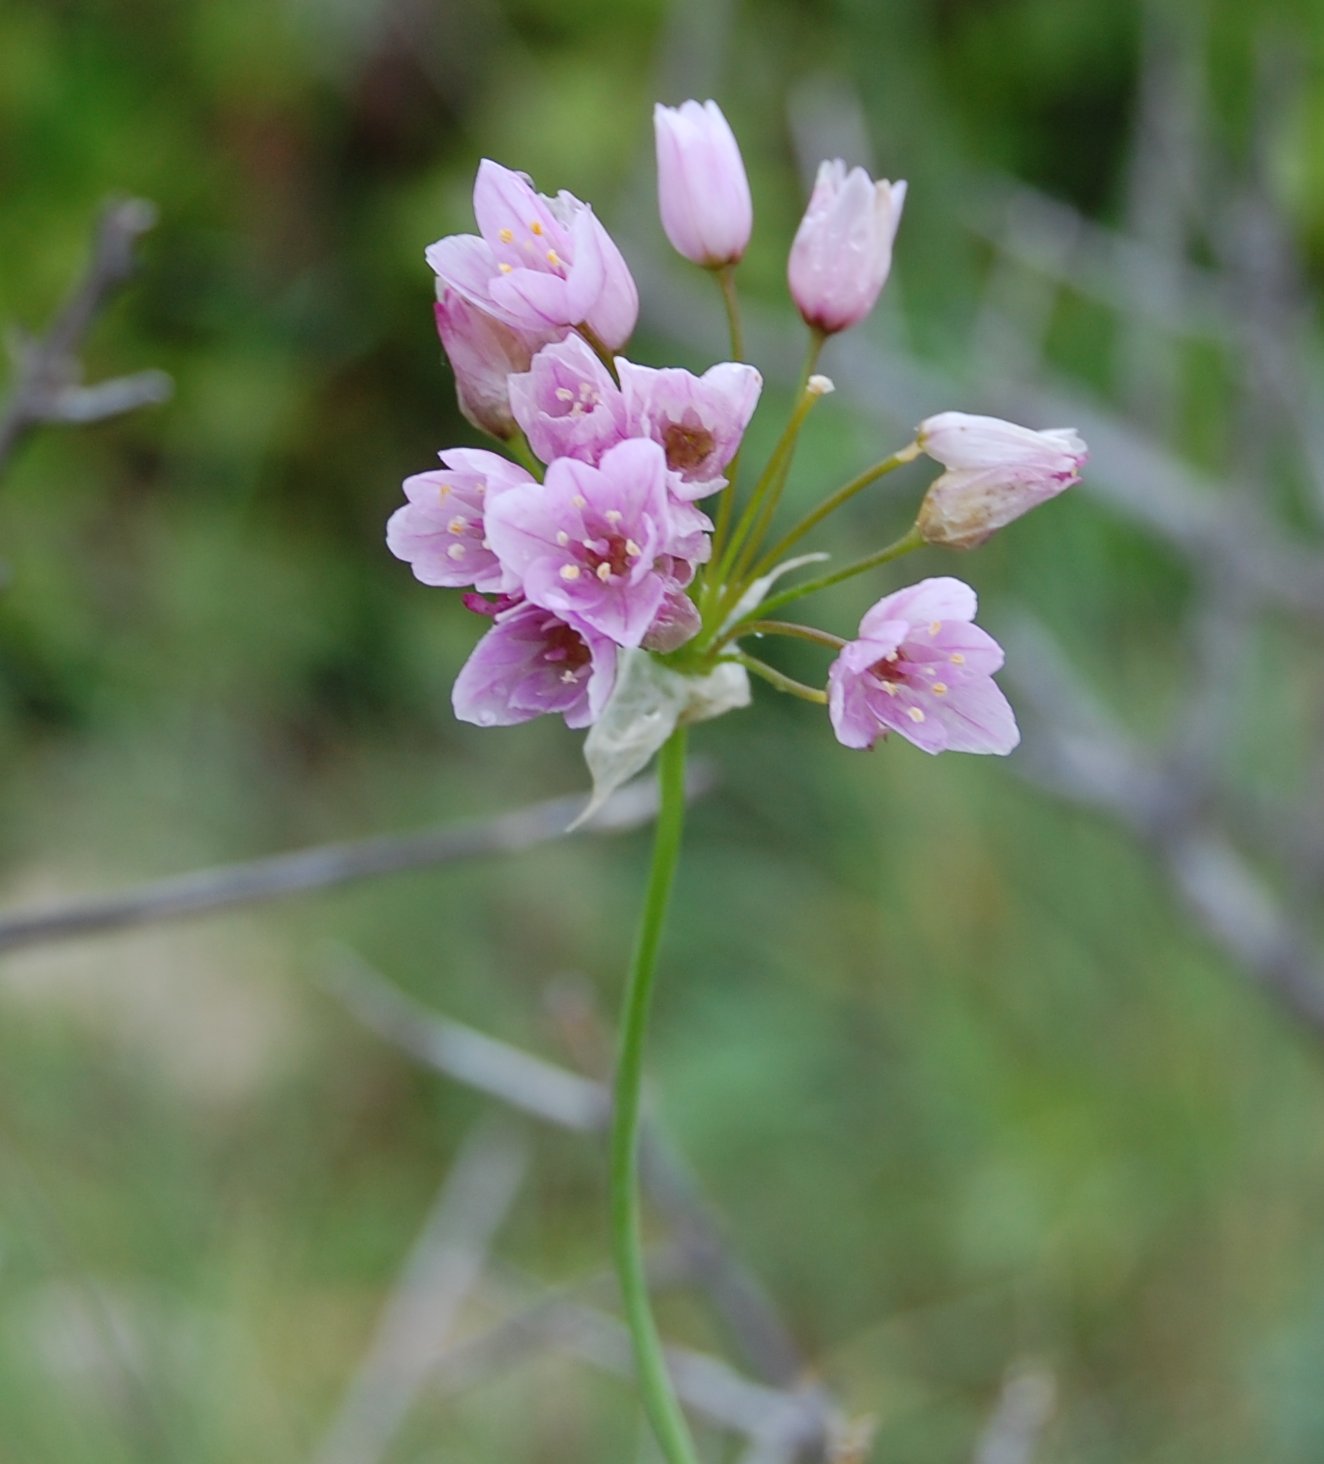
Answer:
[572,494,587,509]
[555,387,575,402]
[555,530,570,546]
[595,563,612,582]
[929,621,942,635]
[881,680,898,696]
[498,227,514,244]
[604,509,622,524]
[950,652,965,665]
[530,220,544,235]
[447,516,467,534]
[545,249,561,266]
[907,706,926,722]
[436,484,452,501]
[498,262,513,274]
[624,538,641,558]
[560,565,581,581]
[931,682,948,696]
[447,543,466,560]
[560,669,579,683]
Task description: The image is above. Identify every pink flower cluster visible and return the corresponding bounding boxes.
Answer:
[391,160,762,728]
[388,99,1086,761]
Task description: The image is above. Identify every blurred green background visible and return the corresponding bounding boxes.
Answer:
[3,0,1324,1460]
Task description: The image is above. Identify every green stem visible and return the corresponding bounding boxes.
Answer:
[721,652,828,703]
[716,263,744,362]
[746,442,919,582]
[708,356,826,613]
[577,323,621,384]
[736,618,846,651]
[507,431,543,479]
[724,525,926,637]
[699,265,745,614]
[610,728,699,1464]
[727,332,826,575]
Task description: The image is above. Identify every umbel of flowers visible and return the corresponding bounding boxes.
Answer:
[388,99,1086,1464]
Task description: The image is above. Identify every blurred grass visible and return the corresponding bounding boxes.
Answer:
[3,0,1324,1460]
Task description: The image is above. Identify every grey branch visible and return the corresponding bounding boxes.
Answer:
[0,765,714,957]
[1005,617,1324,1040]
[0,198,171,475]
[314,1119,529,1464]
[972,1367,1056,1464]
[323,951,819,1403]
[432,1274,835,1456]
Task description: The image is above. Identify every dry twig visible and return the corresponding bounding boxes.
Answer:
[314,1119,529,1464]
[0,766,715,957]
[0,198,171,476]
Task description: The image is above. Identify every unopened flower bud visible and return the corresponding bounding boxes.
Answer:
[915,412,1087,550]
[434,288,558,440]
[654,100,753,268]
[788,162,906,334]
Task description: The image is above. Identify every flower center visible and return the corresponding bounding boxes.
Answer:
[552,380,604,419]
[662,419,716,474]
[580,529,641,582]
[539,619,592,679]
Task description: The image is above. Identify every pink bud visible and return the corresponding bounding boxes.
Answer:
[654,100,753,268]
[434,289,559,440]
[915,412,1087,549]
[787,162,906,334]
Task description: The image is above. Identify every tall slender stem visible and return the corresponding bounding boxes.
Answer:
[609,727,699,1464]
[716,263,744,362]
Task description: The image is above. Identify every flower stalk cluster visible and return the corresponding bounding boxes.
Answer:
[387,98,1087,1464]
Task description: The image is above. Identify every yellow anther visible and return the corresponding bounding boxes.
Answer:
[604,509,622,524]
[436,483,452,501]
[498,262,513,274]
[929,620,942,635]
[950,652,965,665]
[545,249,561,266]
[881,680,898,696]
[555,387,575,402]
[498,227,514,244]
[560,564,581,581]
[555,530,570,546]
[447,516,468,534]
[572,494,587,509]
[447,543,466,560]
[624,538,641,558]
[907,706,926,722]
[931,682,948,696]
[595,562,612,582]
[560,669,578,683]
[530,220,544,235]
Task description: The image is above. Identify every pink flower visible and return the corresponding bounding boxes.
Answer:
[827,578,1019,755]
[509,335,626,465]
[426,160,638,350]
[386,449,535,592]
[433,288,561,441]
[484,438,698,648]
[453,601,617,729]
[618,358,762,500]
[787,162,906,334]
[653,100,753,268]
[916,412,1086,550]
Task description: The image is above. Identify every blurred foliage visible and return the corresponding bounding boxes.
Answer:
[3,0,1324,1461]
